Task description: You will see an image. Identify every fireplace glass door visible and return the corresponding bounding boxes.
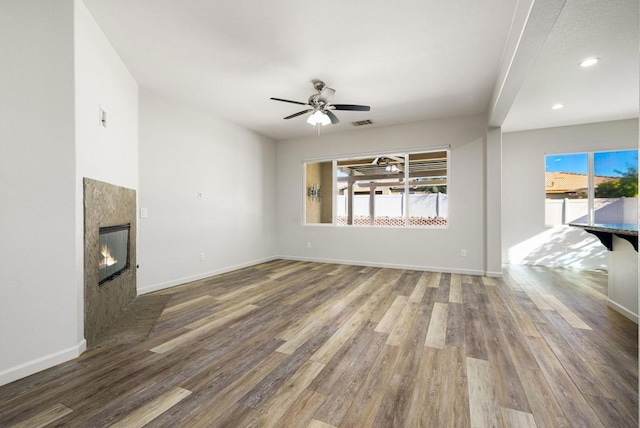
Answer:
[98,224,130,285]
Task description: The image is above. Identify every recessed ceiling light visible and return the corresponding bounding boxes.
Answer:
[551,104,564,110]
[579,57,600,67]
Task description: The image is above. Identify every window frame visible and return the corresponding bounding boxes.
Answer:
[303,146,450,229]
[544,148,638,227]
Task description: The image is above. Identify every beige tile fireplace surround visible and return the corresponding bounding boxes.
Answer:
[84,178,137,345]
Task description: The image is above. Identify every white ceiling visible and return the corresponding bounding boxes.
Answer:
[502,0,639,132]
[83,0,638,140]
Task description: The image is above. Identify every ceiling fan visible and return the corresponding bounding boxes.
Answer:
[270,80,370,126]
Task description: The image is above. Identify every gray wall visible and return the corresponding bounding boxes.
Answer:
[502,119,638,269]
[0,0,81,385]
[277,115,488,274]
[137,89,278,294]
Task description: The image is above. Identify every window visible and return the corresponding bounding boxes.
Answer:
[305,149,448,227]
[545,149,638,226]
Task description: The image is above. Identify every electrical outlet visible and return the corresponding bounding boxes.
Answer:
[461,249,467,257]
[307,242,311,249]
[200,252,205,261]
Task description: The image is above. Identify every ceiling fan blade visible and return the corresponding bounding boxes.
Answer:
[270,97,308,106]
[325,110,340,124]
[318,87,335,104]
[331,104,371,111]
[284,109,313,119]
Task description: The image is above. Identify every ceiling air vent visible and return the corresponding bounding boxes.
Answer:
[351,119,374,127]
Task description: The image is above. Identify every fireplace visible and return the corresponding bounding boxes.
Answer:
[84,178,136,345]
[98,224,130,285]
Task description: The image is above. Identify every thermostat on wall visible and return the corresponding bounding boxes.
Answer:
[99,106,107,128]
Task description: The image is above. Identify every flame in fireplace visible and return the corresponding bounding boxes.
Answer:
[99,245,117,268]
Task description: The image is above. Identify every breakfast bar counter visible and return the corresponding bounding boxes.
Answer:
[570,222,638,323]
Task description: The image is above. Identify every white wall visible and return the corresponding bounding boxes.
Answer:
[75,1,138,190]
[137,90,278,293]
[74,0,139,346]
[502,119,639,269]
[485,128,502,276]
[608,235,638,321]
[0,0,82,385]
[277,115,487,274]
[0,0,139,386]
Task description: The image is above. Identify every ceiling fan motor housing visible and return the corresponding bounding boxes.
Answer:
[270,80,370,125]
[308,94,322,108]
[313,80,326,91]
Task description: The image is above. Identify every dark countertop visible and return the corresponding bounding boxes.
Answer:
[569,223,638,236]
[569,223,638,251]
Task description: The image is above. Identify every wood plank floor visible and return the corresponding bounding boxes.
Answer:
[0,260,637,427]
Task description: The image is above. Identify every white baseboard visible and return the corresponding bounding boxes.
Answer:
[139,254,498,296]
[485,271,504,278]
[137,256,279,295]
[278,255,486,276]
[607,298,639,324]
[0,339,86,387]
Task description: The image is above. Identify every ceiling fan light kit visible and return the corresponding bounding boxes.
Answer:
[579,57,600,67]
[307,111,331,126]
[271,80,370,130]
